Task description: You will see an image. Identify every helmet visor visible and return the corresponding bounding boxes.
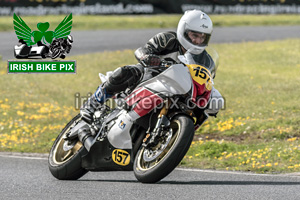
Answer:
[184,30,211,47]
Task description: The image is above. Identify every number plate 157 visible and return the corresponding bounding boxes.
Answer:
[112,149,130,166]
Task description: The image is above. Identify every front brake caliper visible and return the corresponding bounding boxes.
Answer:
[142,115,170,148]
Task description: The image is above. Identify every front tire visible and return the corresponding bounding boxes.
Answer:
[48,114,88,180]
[51,49,61,59]
[133,115,194,183]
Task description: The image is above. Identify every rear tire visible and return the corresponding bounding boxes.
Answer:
[48,114,88,180]
[133,115,194,183]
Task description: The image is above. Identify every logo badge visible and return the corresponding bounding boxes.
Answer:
[118,120,126,130]
[200,24,208,29]
[8,13,76,74]
[13,13,73,59]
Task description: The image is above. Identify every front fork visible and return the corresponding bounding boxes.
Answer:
[143,99,171,147]
[142,98,210,147]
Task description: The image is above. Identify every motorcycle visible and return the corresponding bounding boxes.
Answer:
[48,49,219,183]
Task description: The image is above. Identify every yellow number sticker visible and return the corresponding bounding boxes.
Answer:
[186,64,213,91]
[112,149,130,166]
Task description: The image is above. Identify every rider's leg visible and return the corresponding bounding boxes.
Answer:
[80,84,112,124]
[80,64,143,124]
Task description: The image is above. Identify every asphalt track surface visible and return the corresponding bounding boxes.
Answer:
[1,153,300,200]
[1,26,300,199]
[1,25,300,60]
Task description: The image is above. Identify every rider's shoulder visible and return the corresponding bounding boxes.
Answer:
[154,31,176,40]
[151,31,177,49]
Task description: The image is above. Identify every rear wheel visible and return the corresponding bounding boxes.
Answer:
[48,114,88,180]
[133,115,194,183]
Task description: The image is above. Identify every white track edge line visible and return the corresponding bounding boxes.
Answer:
[176,168,300,178]
[0,154,47,160]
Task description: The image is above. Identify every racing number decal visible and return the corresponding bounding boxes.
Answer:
[193,67,209,79]
[112,149,130,166]
[187,64,213,91]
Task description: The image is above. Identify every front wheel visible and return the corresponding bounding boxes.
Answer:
[133,115,194,183]
[51,48,61,59]
[48,114,88,180]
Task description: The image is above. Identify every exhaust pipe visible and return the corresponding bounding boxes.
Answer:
[78,128,95,152]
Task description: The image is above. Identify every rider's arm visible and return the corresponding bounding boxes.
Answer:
[134,31,178,65]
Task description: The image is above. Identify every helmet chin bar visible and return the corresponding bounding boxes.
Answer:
[189,46,207,55]
[180,45,206,55]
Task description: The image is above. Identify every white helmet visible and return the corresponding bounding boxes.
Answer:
[177,10,213,54]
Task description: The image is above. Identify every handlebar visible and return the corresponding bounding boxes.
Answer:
[141,59,175,68]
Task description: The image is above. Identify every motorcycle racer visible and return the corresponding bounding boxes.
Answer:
[49,35,73,59]
[79,10,222,140]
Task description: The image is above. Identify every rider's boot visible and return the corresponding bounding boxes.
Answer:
[78,84,111,150]
[80,84,111,124]
[80,65,143,124]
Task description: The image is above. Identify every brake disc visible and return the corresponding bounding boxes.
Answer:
[63,140,77,151]
[142,129,173,162]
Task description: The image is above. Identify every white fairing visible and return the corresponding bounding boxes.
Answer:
[105,64,192,150]
[137,64,192,96]
[107,111,133,149]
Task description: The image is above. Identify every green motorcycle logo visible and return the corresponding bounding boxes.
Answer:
[13,13,73,46]
[13,13,73,59]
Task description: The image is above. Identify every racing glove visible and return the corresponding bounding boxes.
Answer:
[142,54,161,67]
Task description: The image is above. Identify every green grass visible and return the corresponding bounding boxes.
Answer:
[182,139,300,173]
[1,39,300,173]
[0,14,300,32]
